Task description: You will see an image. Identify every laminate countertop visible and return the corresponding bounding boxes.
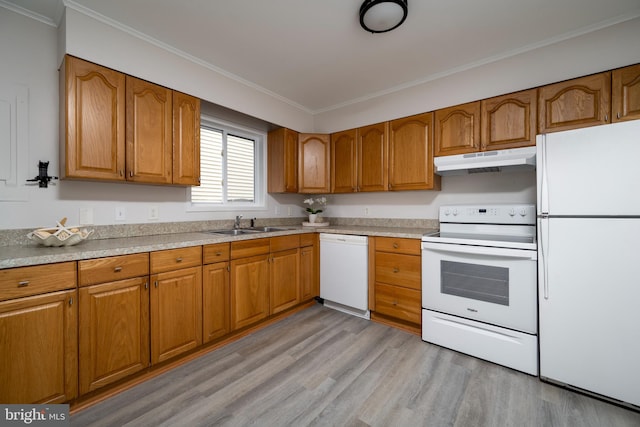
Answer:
[0,225,437,269]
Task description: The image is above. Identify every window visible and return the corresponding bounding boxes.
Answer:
[191,117,264,208]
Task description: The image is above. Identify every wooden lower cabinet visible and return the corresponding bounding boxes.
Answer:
[230,254,270,331]
[300,244,317,301]
[202,261,230,343]
[0,289,78,403]
[78,277,149,394]
[374,283,421,325]
[150,266,202,364]
[270,248,300,314]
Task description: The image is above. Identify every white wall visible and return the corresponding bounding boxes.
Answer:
[2,7,638,230]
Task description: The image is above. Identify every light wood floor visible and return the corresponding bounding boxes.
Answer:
[72,304,640,427]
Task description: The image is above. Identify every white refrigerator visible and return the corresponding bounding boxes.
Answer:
[537,120,640,408]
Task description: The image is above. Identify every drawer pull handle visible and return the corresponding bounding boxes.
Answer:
[18,280,30,287]
[393,267,399,273]
[145,282,149,290]
[215,252,222,256]
[176,257,183,263]
[69,297,73,306]
[393,243,399,249]
[154,281,158,288]
[114,266,123,272]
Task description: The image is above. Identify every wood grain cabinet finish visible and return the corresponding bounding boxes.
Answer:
[435,101,481,156]
[60,55,126,181]
[126,76,173,184]
[612,64,640,122]
[0,261,76,301]
[0,289,77,404]
[299,233,319,301]
[172,91,201,185]
[150,246,202,274]
[230,254,270,331]
[150,265,203,364]
[270,248,300,314]
[369,237,421,333]
[481,89,537,150]
[202,261,230,343]
[331,129,357,193]
[358,122,389,192]
[78,276,149,394]
[268,128,299,193]
[298,133,330,193]
[78,253,149,287]
[538,72,611,133]
[389,112,440,191]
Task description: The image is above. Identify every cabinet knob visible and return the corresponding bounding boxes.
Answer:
[617,112,621,119]
[114,266,123,272]
[393,267,400,273]
[393,243,399,249]
[145,282,149,290]
[215,252,222,256]
[18,280,30,287]
[129,171,133,177]
[69,297,74,306]
[154,281,158,288]
[176,257,183,263]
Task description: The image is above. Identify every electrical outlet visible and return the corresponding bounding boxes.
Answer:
[149,205,159,220]
[115,206,126,221]
[364,207,370,216]
[79,207,93,225]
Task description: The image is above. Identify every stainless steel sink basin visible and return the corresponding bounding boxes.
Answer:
[205,229,262,236]
[249,226,291,232]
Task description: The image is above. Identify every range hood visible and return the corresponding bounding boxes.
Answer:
[434,146,536,176]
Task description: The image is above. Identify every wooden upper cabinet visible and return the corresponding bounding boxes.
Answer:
[435,101,481,156]
[61,55,126,181]
[331,129,357,193]
[389,112,440,191]
[126,76,173,184]
[358,122,388,192]
[612,63,640,122]
[298,133,330,193]
[172,91,201,185]
[538,72,611,133]
[268,128,298,193]
[481,89,537,150]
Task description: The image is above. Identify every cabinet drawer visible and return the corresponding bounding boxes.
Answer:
[0,262,76,301]
[374,283,421,325]
[375,237,420,255]
[375,252,421,290]
[150,246,202,274]
[231,238,270,259]
[270,234,300,252]
[78,253,149,286]
[300,233,316,247]
[203,243,230,264]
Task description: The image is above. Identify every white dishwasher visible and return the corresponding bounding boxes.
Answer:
[319,233,369,319]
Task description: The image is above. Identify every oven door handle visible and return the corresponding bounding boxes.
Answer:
[422,242,537,260]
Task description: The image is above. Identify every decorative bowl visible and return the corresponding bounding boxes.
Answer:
[27,226,93,247]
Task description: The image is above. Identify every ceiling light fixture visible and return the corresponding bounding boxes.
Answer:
[359,0,408,34]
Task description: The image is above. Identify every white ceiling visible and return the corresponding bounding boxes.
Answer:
[4,0,640,113]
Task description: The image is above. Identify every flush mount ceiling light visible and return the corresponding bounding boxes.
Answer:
[359,0,408,33]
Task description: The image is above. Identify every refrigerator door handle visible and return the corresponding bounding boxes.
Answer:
[538,217,550,300]
[538,136,549,215]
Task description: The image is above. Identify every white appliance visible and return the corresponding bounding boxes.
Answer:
[422,204,538,375]
[434,146,536,176]
[537,120,640,408]
[320,233,369,319]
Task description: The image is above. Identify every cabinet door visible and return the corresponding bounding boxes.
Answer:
[79,277,149,394]
[435,101,481,156]
[150,266,202,364]
[298,133,330,193]
[331,129,357,193]
[358,122,388,192]
[203,262,230,343]
[0,290,77,403]
[230,254,270,330]
[481,89,537,150]
[62,55,125,181]
[374,283,421,325]
[126,76,173,184]
[270,248,300,314]
[389,112,440,191]
[172,91,201,185]
[267,128,298,193]
[300,244,317,301]
[612,64,640,122]
[538,72,611,133]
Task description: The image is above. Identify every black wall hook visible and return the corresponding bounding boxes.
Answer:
[26,161,58,188]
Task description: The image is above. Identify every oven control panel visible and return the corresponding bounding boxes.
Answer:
[439,204,535,225]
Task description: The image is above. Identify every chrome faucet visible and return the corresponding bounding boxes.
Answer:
[234,215,243,229]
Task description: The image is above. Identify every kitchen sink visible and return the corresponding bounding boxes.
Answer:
[248,226,291,232]
[204,229,262,236]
